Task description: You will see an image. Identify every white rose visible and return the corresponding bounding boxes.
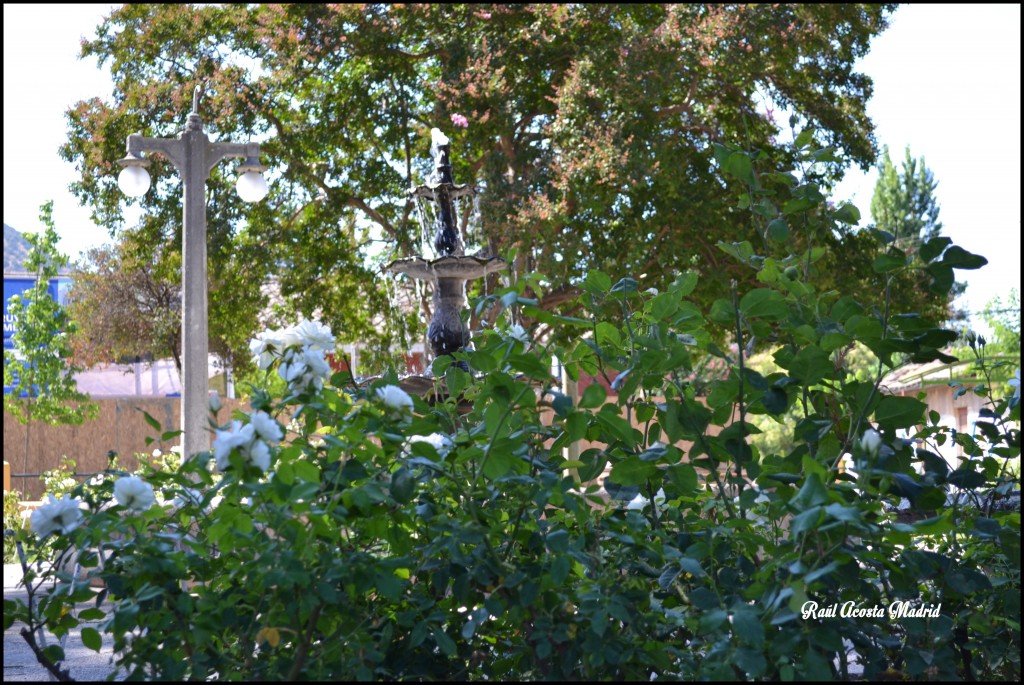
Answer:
[290,319,336,352]
[250,329,286,370]
[860,429,883,457]
[248,440,272,473]
[408,432,453,458]
[250,410,284,445]
[113,475,156,512]
[376,385,414,424]
[30,495,84,538]
[213,420,251,470]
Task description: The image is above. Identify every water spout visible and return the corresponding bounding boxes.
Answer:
[429,128,460,256]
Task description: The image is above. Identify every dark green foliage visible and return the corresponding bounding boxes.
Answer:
[9,140,1018,681]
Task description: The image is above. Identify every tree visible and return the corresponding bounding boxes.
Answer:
[67,233,183,373]
[870,145,943,255]
[866,144,965,323]
[62,4,909,360]
[979,287,1021,356]
[67,225,268,380]
[4,202,98,481]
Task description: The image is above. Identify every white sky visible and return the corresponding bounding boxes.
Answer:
[3,4,1021,329]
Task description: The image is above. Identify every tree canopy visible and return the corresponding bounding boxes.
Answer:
[64,3,909,371]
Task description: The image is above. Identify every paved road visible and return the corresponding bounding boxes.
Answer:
[3,563,122,681]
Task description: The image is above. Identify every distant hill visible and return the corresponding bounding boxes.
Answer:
[4,223,72,275]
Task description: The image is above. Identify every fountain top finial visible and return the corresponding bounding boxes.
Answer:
[430,128,449,147]
[429,128,454,191]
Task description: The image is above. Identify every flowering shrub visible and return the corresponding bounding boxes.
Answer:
[4,140,1019,681]
[3,489,25,564]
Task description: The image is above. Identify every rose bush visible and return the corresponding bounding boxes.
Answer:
[4,136,1018,681]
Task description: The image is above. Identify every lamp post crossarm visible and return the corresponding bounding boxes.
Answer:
[126,134,186,176]
[127,135,261,180]
[208,141,260,176]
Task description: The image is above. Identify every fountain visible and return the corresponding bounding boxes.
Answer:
[384,129,506,397]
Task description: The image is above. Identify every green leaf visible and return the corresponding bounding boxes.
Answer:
[787,345,832,385]
[648,292,679,321]
[713,142,733,168]
[549,390,572,418]
[609,457,658,486]
[585,270,612,293]
[670,272,699,297]
[926,263,955,294]
[944,568,992,594]
[140,409,162,434]
[579,382,607,409]
[939,245,987,270]
[767,218,790,242]
[832,203,860,224]
[665,463,698,494]
[790,506,825,535]
[919,236,951,263]
[764,472,802,485]
[81,626,102,652]
[603,477,640,502]
[546,529,570,554]
[293,460,321,484]
[735,647,767,678]
[800,649,833,681]
[691,588,721,610]
[792,472,829,509]
[725,151,754,184]
[610,277,638,294]
[875,395,926,429]
[431,626,456,656]
[947,467,986,489]
[872,252,907,273]
[659,565,681,591]
[446,365,469,398]
[709,298,736,325]
[563,411,588,443]
[390,467,416,504]
[783,197,817,215]
[41,645,66,665]
[804,561,841,584]
[740,289,788,319]
[731,606,764,646]
[869,228,896,245]
[482,450,516,479]
[77,608,106,621]
[470,349,498,374]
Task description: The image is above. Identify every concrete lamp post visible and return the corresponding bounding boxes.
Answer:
[117,86,268,460]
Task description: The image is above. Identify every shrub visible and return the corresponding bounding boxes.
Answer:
[4,137,1019,681]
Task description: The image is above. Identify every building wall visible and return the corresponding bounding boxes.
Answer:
[889,385,990,468]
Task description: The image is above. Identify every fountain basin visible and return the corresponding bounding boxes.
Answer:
[385,255,507,283]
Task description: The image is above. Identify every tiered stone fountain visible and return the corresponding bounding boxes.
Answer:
[385,129,506,396]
